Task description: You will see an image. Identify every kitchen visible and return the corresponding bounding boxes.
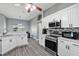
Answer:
[0,3,79,56]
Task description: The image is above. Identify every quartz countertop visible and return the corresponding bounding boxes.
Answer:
[0,32,27,37]
[59,37,79,45]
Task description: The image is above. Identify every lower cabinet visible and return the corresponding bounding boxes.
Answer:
[2,36,16,54]
[2,38,10,54]
[1,34,28,55]
[9,36,16,51]
[58,37,79,56]
[0,38,2,54]
[39,35,46,48]
[58,38,70,56]
[17,35,28,46]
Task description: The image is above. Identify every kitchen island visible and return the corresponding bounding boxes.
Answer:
[0,32,28,55]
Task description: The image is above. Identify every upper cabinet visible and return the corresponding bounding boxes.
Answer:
[61,9,71,28]
[42,4,79,28]
[42,14,53,28]
[71,5,79,27]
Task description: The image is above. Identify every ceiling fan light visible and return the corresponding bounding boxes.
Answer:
[25,7,29,10]
[26,4,31,8]
[30,8,34,12]
[32,5,36,10]
[25,4,31,10]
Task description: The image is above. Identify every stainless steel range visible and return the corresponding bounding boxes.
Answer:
[45,29,62,56]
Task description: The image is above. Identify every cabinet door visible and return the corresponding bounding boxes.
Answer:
[41,37,45,47]
[9,37,16,50]
[42,18,47,28]
[71,5,79,27]
[22,35,28,45]
[42,15,53,28]
[16,35,20,46]
[69,42,79,56]
[61,10,71,28]
[58,37,69,56]
[2,38,10,54]
[39,35,45,48]
[0,39,2,54]
[19,35,23,46]
[55,12,62,22]
[39,38,42,46]
[16,35,22,46]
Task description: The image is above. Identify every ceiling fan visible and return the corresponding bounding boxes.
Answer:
[25,3,42,13]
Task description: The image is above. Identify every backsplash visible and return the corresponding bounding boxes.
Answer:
[48,27,79,35]
[62,28,79,32]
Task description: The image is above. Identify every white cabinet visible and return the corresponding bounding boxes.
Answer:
[16,34,28,46]
[42,4,79,28]
[1,34,28,55]
[2,37,10,54]
[9,36,16,50]
[70,5,79,27]
[2,36,16,54]
[61,4,79,28]
[0,37,2,54]
[58,37,79,56]
[61,9,71,28]
[69,42,79,56]
[42,14,54,28]
[39,35,46,48]
[42,17,48,28]
[21,35,28,45]
[58,37,70,56]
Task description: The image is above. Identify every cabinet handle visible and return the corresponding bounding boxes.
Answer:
[61,41,64,43]
[9,40,12,42]
[66,45,68,49]
[67,45,70,50]
[0,40,2,42]
[72,44,79,46]
[21,37,24,39]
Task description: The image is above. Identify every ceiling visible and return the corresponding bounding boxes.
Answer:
[0,3,55,21]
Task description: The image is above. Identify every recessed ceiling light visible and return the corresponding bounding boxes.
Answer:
[14,4,21,6]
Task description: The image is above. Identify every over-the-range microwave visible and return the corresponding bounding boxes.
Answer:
[49,21,61,28]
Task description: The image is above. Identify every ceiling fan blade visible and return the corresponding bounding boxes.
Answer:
[36,6,42,11]
[30,3,42,11]
[27,8,31,13]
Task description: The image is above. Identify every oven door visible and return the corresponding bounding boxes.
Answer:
[45,39,57,52]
